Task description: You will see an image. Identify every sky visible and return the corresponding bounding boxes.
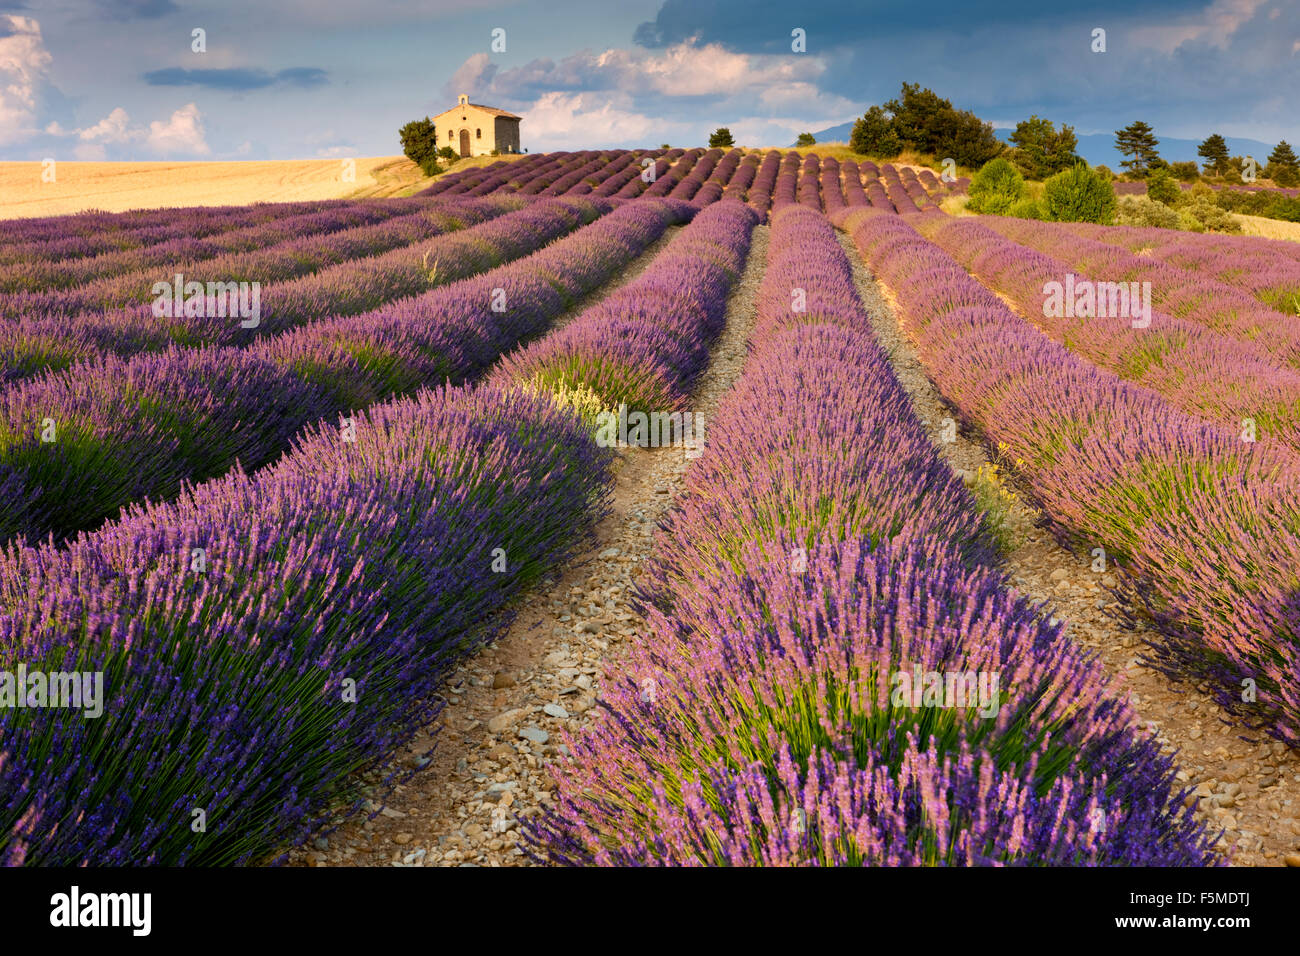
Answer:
[0,0,1297,162]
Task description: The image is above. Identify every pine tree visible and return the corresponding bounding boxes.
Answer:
[1008,115,1081,179]
[1115,121,1161,177]
[1268,141,1300,186]
[708,128,735,148]
[1197,134,1230,176]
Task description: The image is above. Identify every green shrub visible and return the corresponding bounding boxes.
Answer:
[1005,115,1080,179]
[1275,166,1300,188]
[796,132,816,147]
[967,157,1028,214]
[1177,210,1206,232]
[1116,195,1180,229]
[1181,197,1241,233]
[1093,164,1115,181]
[850,105,902,157]
[1146,167,1180,204]
[1169,161,1200,182]
[1042,163,1117,224]
[1209,187,1300,222]
[399,117,439,168]
[419,155,443,177]
[1009,197,1046,220]
[438,146,458,162]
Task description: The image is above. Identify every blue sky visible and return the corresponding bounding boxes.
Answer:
[1,0,1296,161]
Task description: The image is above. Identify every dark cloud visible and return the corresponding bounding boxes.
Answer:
[633,0,1197,50]
[95,0,179,19]
[142,67,329,90]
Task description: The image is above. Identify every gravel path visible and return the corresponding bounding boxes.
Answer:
[285,223,768,867]
[838,230,1300,867]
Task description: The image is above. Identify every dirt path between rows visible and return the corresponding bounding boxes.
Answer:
[286,223,767,867]
[837,231,1300,868]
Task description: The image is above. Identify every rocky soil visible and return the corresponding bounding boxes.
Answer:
[285,224,768,867]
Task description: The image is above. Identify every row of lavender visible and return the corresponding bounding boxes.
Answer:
[975,215,1300,372]
[492,201,757,410]
[0,198,379,267]
[838,205,1300,749]
[2,196,540,378]
[0,198,721,865]
[419,147,956,219]
[0,199,695,545]
[0,198,444,296]
[530,204,1212,865]
[1054,220,1300,315]
[3,152,768,379]
[0,198,750,867]
[912,213,1300,453]
[422,149,672,200]
[2,149,697,318]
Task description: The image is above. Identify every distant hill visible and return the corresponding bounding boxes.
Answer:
[791,121,855,146]
[797,120,1278,171]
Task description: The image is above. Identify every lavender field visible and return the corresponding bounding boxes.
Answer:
[0,104,1298,886]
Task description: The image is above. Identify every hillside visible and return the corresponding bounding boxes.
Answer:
[0,156,426,219]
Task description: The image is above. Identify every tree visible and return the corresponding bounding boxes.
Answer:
[796,132,816,147]
[966,157,1027,215]
[1114,121,1161,177]
[1043,163,1117,224]
[884,83,952,149]
[1169,161,1200,182]
[709,128,735,148]
[1197,133,1231,177]
[399,117,439,169]
[850,105,901,157]
[881,82,1002,167]
[932,108,1004,167]
[1007,115,1080,179]
[1268,141,1300,187]
[1145,167,1180,204]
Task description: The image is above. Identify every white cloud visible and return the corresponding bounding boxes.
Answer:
[52,102,210,157]
[79,106,134,144]
[146,103,210,155]
[638,41,819,97]
[460,39,827,104]
[444,38,851,149]
[445,52,495,101]
[0,14,53,145]
[522,91,688,149]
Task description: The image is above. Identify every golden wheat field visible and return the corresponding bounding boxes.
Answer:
[1233,212,1300,242]
[0,156,438,219]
